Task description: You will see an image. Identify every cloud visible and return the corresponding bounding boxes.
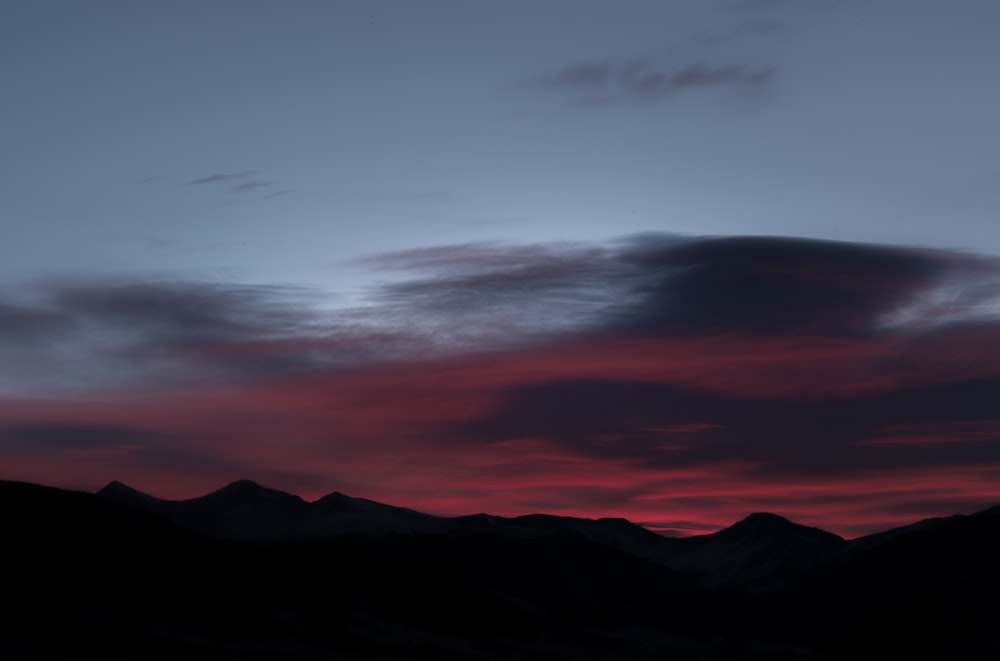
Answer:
[48,281,309,344]
[353,241,635,346]
[350,235,1000,530]
[0,421,167,451]
[531,58,774,104]
[367,238,1000,481]
[685,19,788,48]
[522,8,791,107]
[0,301,72,344]
[357,235,999,342]
[184,170,298,199]
[668,64,773,89]
[355,241,606,276]
[186,171,281,195]
[0,280,354,394]
[229,181,273,193]
[3,236,997,396]
[442,373,1000,478]
[187,170,257,185]
[613,235,956,337]
[0,415,264,487]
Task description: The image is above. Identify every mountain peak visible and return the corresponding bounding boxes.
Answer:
[315,490,351,504]
[723,512,843,544]
[213,479,292,497]
[98,480,137,495]
[738,512,796,528]
[194,480,306,508]
[97,480,164,507]
[219,479,268,492]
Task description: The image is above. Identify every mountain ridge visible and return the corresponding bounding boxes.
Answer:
[3,477,1000,659]
[93,478,973,543]
[90,478,1000,591]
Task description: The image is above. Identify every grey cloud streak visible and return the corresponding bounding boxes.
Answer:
[524,9,788,106]
[187,171,284,196]
[354,241,638,344]
[187,170,257,185]
[0,280,349,394]
[442,372,1000,480]
[2,235,998,399]
[229,181,273,193]
[0,421,168,451]
[358,235,1000,341]
[531,58,774,104]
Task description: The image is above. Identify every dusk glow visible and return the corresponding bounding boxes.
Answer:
[3,1,1000,539]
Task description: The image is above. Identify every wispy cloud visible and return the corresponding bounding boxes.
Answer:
[0,301,72,344]
[0,421,167,451]
[530,58,774,104]
[525,12,783,106]
[353,241,630,345]
[228,181,272,193]
[187,170,257,185]
[0,280,342,394]
[185,170,288,197]
[684,19,787,48]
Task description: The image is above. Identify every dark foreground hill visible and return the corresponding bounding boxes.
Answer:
[2,479,999,660]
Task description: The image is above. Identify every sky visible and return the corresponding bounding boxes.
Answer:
[2,0,1000,538]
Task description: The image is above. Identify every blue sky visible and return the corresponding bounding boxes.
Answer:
[4,0,999,295]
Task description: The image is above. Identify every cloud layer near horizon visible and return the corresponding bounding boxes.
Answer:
[2,234,1000,537]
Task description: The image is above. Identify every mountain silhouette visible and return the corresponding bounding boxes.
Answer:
[4,478,1000,659]
[98,479,447,541]
[663,511,845,588]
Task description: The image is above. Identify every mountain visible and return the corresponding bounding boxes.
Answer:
[665,512,845,588]
[1,479,720,660]
[97,479,445,542]
[445,512,679,565]
[310,490,446,537]
[784,505,1000,658]
[5,478,1000,659]
[97,480,674,559]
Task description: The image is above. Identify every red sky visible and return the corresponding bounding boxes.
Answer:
[2,235,1000,538]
